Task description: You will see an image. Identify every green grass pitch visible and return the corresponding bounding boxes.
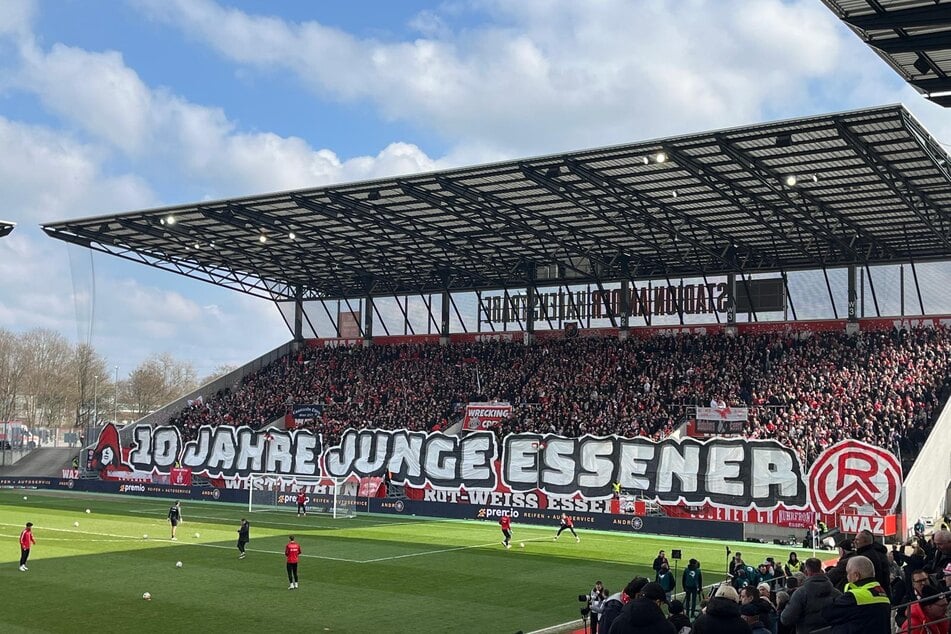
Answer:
[0,489,797,633]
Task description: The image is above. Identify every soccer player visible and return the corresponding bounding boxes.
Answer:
[18,522,35,571]
[500,513,512,549]
[167,500,182,539]
[237,518,250,559]
[285,535,301,589]
[554,513,580,542]
[296,490,307,517]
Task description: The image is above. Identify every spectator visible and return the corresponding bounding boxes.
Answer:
[780,557,840,634]
[926,530,951,577]
[821,555,890,634]
[907,584,950,634]
[740,602,771,634]
[608,582,675,634]
[853,530,891,594]
[667,599,691,633]
[740,585,777,633]
[653,550,670,573]
[691,584,750,634]
[775,591,793,634]
[600,577,648,634]
[827,539,856,590]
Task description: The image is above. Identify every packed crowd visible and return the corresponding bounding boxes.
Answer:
[588,528,951,633]
[166,325,951,466]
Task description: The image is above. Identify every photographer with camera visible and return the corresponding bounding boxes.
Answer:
[580,580,609,634]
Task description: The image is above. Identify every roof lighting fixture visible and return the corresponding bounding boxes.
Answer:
[671,190,678,198]
[642,157,650,165]
[654,152,668,164]
[812,174,819,183]
[258,234,268,243]
[288,232,296,240]
[784,175,797,187]
[165,215,176,225]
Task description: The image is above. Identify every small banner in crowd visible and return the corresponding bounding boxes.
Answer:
[461,402,512,431]
[694,406,749,434]
[285,404,323,430]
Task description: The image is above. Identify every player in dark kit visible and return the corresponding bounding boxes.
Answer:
[18,522,35,571]
[167,501,182,539]
[296,490,307,517]
[554,513,580,543]
[500,514,512,549]
[237,518,250,559]
[285,535,301,589]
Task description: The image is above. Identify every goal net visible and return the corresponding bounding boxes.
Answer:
[247,474,358,518]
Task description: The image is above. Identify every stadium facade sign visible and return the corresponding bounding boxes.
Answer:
[481,283,729,324]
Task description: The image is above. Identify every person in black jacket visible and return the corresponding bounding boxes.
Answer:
[820,555,890,634]
[653,550,669,573]
[599,577,648,634]
[608,582,675,634]
[852,530,891,594]
[667,599,691,633]
[682,558,703,618]
[826,538,855,590]
[925,529,951,577]
[691,584,751,634]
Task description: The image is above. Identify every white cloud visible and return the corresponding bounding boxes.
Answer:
[0,0,35,40]
[134,0,900,158]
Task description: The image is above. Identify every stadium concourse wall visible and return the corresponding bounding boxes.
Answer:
[902,394,951,536]
[0,476,743,540]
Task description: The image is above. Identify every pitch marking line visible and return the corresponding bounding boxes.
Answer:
[0,522,361,563]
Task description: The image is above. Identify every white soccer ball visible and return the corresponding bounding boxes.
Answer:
[142,534,148,539]
[142,592,151,601]
[85,509,91,514]
[175,561,183,568]
[22,496,27,500]
[519,542,525,548]
[73,521,79,527]
[193,532,200,538]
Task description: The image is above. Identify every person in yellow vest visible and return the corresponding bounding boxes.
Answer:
[820,555,890,634]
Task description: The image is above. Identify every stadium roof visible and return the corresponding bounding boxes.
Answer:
[0,221,14,238]
[42,104,951,301]
[823,0,951,106]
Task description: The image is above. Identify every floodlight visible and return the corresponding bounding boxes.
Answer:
[784,175,797,187]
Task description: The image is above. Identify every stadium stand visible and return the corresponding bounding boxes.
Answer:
[167,325,951,468]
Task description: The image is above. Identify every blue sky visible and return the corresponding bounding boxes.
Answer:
[0,0,948,379]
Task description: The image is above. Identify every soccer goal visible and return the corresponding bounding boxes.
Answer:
[247,473,358,518]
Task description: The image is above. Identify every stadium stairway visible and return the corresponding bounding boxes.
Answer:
[0,447,77,476]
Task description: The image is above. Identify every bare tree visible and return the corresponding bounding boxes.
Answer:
[128,354,197,417]
[0,328,28,422]
[201,364,238,386]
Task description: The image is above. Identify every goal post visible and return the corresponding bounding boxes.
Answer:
[247,473,359,518]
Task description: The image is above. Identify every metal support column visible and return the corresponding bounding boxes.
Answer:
[619,278,630,340]
[440,290,451,346]
[364,296,374,346]
[846,264,859,335]
[726,273,737,334]
[293,285,304,342]
[525,266,536,345]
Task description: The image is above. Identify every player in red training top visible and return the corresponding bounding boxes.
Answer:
[285,535,301,589]
[499,514,512,549]
[19,522,36,572]
[296,490,307,517]
[554,513,580,543]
